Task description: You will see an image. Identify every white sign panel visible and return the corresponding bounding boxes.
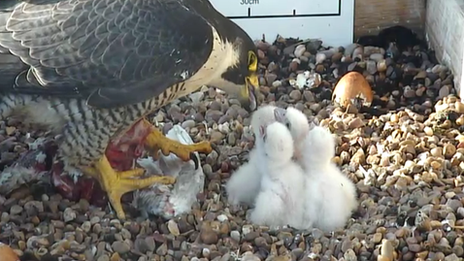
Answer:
[209,0,355,48]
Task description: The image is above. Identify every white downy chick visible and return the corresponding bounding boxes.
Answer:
[300,125,358,231]
[226,105,278,206]
[249,121,306,229]
[274,106,313,165]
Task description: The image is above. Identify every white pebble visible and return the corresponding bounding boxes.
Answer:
[241,225,253,235]
[230,230,241,241]
[272,80,282,88]
[295,73,308,89]
[202,248,210,256]
[315,52,326,64]
[293,44,306,58]
[217,214,228,222]
[189,92,204,104]
[63,207,77,222]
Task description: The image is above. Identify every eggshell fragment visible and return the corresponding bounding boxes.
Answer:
[332,71,373,108]
[0,243,19,261]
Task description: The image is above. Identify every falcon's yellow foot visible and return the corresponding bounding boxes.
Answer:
[142,119,213,168]
[86,155,176,220]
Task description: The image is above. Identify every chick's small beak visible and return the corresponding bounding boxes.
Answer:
[240,75,258,112]
[274,107,287,122]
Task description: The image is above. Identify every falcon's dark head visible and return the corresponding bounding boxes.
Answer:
[207,20,259,112]
[186,0,259,112]
[220,37,259,113]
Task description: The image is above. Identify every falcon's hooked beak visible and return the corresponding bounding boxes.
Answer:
[239,49,260,112]
[218,49,259,112]
[240,75,258,112]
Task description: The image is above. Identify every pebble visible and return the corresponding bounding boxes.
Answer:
[112,241,130,254]
[9,205,22,215]
[370,53,384,62]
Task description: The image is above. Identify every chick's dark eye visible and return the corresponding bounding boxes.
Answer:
[286,122,291,129]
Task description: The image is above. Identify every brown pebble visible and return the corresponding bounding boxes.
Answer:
[110,252,121,261]
[200,224,219,245]
[0,243,19,261]
[289,90,301,101]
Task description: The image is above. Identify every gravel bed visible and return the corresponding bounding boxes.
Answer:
[1,28,464,261]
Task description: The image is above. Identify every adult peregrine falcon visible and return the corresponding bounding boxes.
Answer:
[0,0,259,219]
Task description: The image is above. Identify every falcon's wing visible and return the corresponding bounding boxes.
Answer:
[0,0,213,109]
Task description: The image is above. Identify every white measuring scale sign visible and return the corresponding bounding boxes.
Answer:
[209,0,355,47]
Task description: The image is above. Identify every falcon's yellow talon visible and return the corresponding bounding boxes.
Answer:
[118,168,146,179]
[142,119,213,161]
[84,168,99,179]
[85,155,176,220]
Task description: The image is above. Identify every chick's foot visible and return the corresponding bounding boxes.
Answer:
[85,155,176,220]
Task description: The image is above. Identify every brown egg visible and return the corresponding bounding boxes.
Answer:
[332,71,373,108]
[0,243,19,261]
